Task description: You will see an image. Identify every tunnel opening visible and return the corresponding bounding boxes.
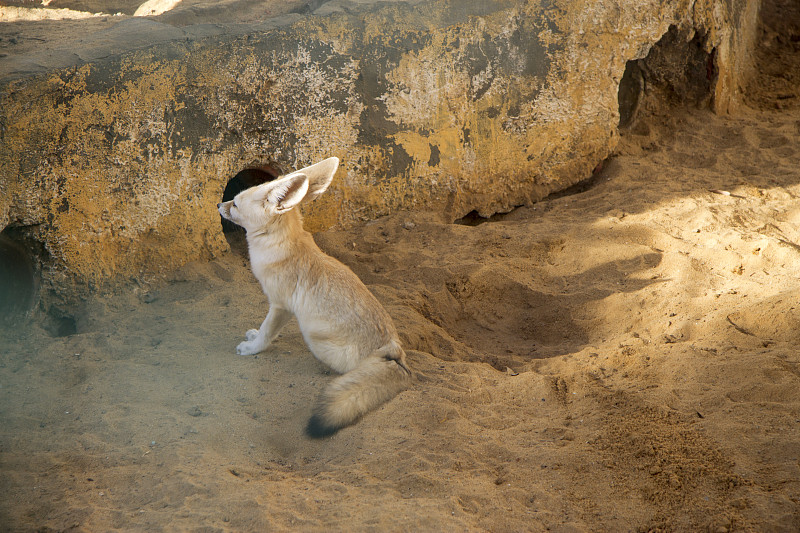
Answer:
[619,25,718,129]
[220,164,282,255]
[0,226,39,326]
[454,209,515,226]
[44,308,78,337]
[0,225,82,337]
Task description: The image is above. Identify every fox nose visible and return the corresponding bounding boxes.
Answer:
[217,202,222,208]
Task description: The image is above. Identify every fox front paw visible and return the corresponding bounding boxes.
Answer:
[237,329,267,355]
[236,339,263,356]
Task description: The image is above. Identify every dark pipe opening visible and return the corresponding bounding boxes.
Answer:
[0,227,39,325]
[220,164,282,255]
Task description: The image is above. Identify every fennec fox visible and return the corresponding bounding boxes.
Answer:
[217,157,411,437]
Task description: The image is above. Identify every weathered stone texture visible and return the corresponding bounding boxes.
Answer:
[0,0,759,313]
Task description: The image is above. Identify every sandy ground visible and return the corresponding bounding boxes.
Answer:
[2,4,800,533]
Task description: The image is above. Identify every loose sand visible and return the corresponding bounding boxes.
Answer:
[2,3,800,531]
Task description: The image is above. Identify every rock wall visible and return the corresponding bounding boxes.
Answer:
[0,0,759,318]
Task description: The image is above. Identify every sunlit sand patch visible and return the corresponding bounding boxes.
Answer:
[0,6,115,21]
[133,0,183,17]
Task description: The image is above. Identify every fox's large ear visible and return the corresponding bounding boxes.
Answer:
[284,157,339,201]
[265,173,310,213]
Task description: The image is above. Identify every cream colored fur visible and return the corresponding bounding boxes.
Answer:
[217,157,411,437]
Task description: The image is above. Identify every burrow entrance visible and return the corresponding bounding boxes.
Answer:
[0,226,78,337]
[0,227,39,325]
[219,164,282,255]
[618,25,717,128]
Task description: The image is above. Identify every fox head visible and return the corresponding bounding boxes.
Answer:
[218,157,339,233]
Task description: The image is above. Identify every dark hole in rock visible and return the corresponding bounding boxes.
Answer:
[220,164,281,255]
[454,208,521,226]
[45,310,78,337]
[618,60,645,128]
[454,210,492,226]
[0,227,38,325]
[618,25,716,129]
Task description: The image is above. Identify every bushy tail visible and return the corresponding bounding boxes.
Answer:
[306,342,411,438]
